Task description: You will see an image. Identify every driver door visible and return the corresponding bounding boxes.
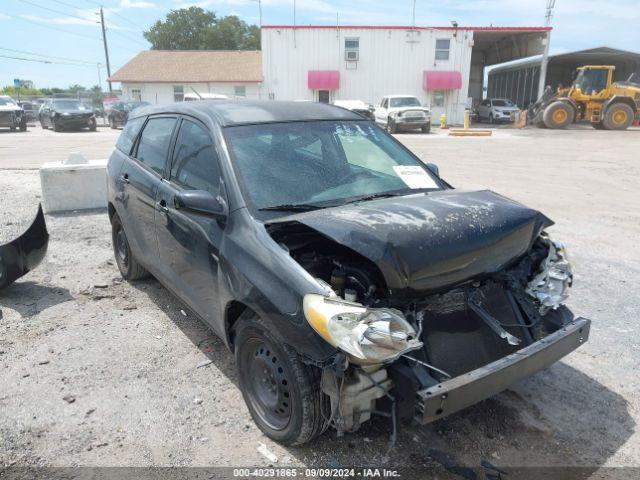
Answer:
[154,117,226,325]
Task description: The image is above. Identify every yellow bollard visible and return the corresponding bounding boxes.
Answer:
[464,109,470,130]
[440,113,447,129]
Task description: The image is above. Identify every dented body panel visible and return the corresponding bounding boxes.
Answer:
[268,189,553,293]
[0,204,49,289]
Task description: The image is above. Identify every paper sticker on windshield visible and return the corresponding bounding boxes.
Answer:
[392,166,439,189]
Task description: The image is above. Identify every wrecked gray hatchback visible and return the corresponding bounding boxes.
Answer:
[106,101,590,446]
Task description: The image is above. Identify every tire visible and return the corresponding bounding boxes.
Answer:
[386,118,397,134]
[421,124,431,134]
[109,117,117,129]
[591,122,606,130]
[234,312,325,445]
[40,118,48,130]
[603,103,634,131]
[542,101,574,129]
[111,213,149,280]
[19,119,27,132]
[52,118,62,132]
[489,113,494,124]
[89,118,97,132]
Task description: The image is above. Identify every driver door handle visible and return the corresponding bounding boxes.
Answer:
[157,199,169,214]
[120,173,130,184]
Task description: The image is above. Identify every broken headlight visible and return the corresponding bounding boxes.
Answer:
[303,294,423,365]
[526,234,573,314]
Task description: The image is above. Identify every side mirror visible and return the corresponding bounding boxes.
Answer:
[425,163,440,177]
[174,190,228,219]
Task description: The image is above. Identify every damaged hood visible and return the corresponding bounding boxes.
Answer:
[268,190,552,293]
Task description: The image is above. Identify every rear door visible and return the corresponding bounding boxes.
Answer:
[118,115,178,269]
[155,117,226,324]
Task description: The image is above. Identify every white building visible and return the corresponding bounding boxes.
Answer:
[261,25,550,124]
[108,50,263,104]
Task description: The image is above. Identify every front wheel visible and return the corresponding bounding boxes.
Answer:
[52,118,62,132]
[234,312,325,445]
[421,124,431,134]
[109,117,117,129]
[88,118,97,132]
[543,101,574,129]
[386,118,397,134]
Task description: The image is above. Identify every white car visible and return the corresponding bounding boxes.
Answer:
[0,95,27,132]
[477,98,520,123]
[374,95,431,133]
[184,93,229,101]
[333,99,375,121]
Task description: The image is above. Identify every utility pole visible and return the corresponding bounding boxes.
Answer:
[537,0,555,100]
[99,6,112,94]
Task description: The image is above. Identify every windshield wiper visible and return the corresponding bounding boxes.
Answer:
[342,192,404,205]
[259,203,324,212]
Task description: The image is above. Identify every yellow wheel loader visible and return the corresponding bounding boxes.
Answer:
[528,66,640,130]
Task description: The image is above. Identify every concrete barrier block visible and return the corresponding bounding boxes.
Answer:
[40,154,108,213]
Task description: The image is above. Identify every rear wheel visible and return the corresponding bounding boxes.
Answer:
[111,213,149,280]
[543,101,574,129]
[234,312,325,445]
[603,103,634,130]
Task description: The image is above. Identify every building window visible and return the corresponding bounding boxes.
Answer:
[435,39,450,60]
[234,85,246,97]
[173,85,184,102]
[131,88,141,101]
[432,90,445,107]
[345,37,359,61]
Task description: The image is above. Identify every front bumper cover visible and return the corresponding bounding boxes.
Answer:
[0,204,49,289]
[416,316,591,423]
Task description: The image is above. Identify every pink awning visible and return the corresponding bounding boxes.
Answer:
[308,70,340,90]
[423,71,462,90]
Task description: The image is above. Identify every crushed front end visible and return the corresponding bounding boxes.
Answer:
[267,195,591,436]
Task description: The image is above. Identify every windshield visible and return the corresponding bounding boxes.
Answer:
[492,99,514,107]
[0,97,17,106]
[390,97,421,108]
[53,100,85,110]
[224,120,441,214]
[574,69,608,93]
[125,101,148,111]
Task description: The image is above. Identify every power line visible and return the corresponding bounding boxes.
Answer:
[0,53,98,67]
[14,15,101,41]
[17,0,96,24]
[0,47,96,64]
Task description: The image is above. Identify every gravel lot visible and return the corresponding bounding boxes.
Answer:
[1,124,639,474]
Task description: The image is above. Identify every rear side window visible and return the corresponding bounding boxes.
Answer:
[170,120,221,193]
[116,116,145,155]
[134,117,177,175]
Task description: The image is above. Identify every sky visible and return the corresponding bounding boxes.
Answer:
[1,0,638,91]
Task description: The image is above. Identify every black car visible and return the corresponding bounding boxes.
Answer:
[17,101,37,122]
[108,101,150,129]
[39,99,97,132]
[106,101,590,445]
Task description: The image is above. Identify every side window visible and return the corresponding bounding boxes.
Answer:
[382,98,388,108]
[116,116,145,155]
[435,39,450,60]
[170,120,221,193]
[173,85,184,102]
[135,117,177,175]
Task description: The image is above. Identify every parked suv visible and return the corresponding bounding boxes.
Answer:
[107,101,589,446]
[0,96,27,131]
[108,101,150,129]
[39,99,97,132]
[374,95,431,133]
[477,98,520,123]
